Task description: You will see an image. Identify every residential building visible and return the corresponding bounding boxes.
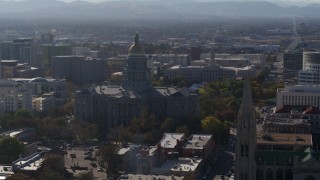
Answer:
[182,134,214,164]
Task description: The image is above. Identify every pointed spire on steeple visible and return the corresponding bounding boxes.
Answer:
[135,33,139,44]
[240,76,253,111]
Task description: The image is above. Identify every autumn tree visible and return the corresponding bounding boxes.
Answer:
[96,145,121,173]
[201,116,230,144]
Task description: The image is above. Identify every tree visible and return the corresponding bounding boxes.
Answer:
[39,155,65,180]
[96,145,121,173]
[160,118,176,133]
[201,116,229,144]
[42,155,65,174]
[14,109,34,119]
[84,124,100,140]
[175,125,190,136]
[39,168,65,180]
[0,137,24,164]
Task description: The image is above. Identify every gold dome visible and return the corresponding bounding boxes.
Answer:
[128,33,145,55]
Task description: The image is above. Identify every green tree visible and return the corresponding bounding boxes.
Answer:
[201,116,229,144]
[0,137,24,164]
[14,109,34,119]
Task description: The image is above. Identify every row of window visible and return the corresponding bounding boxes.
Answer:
[282,95,320,106]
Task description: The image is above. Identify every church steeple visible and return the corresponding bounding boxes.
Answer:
[235,77,256,180]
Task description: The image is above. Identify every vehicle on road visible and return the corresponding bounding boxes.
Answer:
[90,162,97,167]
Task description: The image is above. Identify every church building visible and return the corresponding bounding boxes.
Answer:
[236,78,320,180]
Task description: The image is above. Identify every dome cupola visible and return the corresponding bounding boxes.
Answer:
[128,33,145,55]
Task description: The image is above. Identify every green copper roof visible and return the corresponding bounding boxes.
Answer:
[302,147,319,162]
[256,150,304,164]
[128,33,145,55]
[256,147,320,164]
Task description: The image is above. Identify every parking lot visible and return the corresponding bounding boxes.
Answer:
[64,146,107,180]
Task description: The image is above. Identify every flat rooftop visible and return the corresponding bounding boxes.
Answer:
[0,165,14,178]
[257,133,312,146]
[183,134,212,150]
[13,153,44,171]
[124,174,184,180]
[159,157,202,172]
[160,133,184,149]
[263,115,310,126]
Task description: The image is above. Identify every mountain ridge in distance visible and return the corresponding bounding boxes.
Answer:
[0,0,320,19]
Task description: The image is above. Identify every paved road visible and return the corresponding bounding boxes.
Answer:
[209,148,234,179]
[199,141,235,180]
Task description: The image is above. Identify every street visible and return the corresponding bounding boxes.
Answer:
[201,137,235,180]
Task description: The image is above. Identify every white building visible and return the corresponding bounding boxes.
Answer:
[298,51,320,85]
[32,93,55,112]
[11,77,68,99]
[276,85,320,108]
[164,65,255,82]
[0,80,32,112]
[151,54,191,66]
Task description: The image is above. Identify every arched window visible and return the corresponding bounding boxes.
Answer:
[276,168,283,180]
[256,168,264,180]
[285,169,293,180]
[266,168,273,180]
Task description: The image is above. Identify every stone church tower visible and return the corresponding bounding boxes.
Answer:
[235,78,257,180]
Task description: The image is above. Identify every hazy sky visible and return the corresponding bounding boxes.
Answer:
[2,0,320,3]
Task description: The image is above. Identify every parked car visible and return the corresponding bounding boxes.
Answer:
[90,162,97,167]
